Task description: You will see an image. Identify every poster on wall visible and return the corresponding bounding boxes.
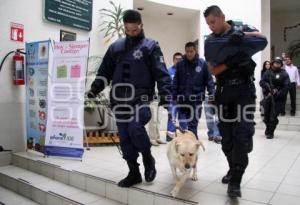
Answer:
[25,40,52,153]
[44,0,93,31]
[44,40,90,158]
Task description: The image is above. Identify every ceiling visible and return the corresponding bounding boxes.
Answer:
[271,0,300,11]
[133,0,200,20]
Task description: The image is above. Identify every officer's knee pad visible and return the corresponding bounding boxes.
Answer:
[235,122,254,153]
[136,106,152,125]
[222,146,232,156]
[244,139,253,153]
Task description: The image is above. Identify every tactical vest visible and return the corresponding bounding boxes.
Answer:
[109,38,157,105]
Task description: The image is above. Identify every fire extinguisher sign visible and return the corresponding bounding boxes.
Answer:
[10,22,24,42]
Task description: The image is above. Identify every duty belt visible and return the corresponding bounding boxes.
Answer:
[218,77,253,86]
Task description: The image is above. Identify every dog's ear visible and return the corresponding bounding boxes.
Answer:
[176,126,186,134]
[175,141,181,153]
[196,140,205,151]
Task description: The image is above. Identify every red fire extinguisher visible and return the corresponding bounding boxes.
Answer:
[12,50,25,85]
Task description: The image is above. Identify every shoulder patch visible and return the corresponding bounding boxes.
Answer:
[159,56,165,63]
[242,24,258,32]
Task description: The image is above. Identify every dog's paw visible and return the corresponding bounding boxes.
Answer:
[170,187,179,197]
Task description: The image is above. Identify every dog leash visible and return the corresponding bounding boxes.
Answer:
[108,133,123,156]
[175,126,186,138]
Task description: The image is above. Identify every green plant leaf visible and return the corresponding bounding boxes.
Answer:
[109,0,118,13]
[99,2,125,41]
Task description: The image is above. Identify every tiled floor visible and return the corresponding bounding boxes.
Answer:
[7,128,300,205]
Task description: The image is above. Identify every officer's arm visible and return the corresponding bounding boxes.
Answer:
[244,31,266,39]
[204,62,215,96]
[207,62,228,76]
[90,47,114,95]
[150,45,172,102]
[276,72,290,98]
[242,24,267,39]
[172,65,179,98]
[259,71,271,92]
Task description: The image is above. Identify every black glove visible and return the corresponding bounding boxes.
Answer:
[158,96,170,110]
[86,90,96,99]
[228,30,245,45]
[207,95,215,104]
[224,52,250,69]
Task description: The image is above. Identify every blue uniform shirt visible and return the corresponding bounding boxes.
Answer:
[168,65,177,81]
[172,55,215,104]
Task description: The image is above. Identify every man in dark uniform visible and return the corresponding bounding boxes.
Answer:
[87,10,172,187]
[173,42,215,139]
[203,6,267,198]
[260,59,290,139]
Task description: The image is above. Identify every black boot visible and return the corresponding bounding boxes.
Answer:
[264,125,270,136]
[266,128,274,139]
[227,165,244,198]
[118,160,142,187]
[222,169,233,184]
[222,156,233,184]
[142,151,156,182]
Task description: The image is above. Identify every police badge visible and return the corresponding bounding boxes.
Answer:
[195,66,202,73]
[133,49,143,60]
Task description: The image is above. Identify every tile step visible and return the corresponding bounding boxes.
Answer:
[0,151,12,167]
[0,165,125,205]
[9,154,197,205]
[0,185,39,205]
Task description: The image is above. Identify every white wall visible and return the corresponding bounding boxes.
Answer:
[188,12,201,51]
[0,0,133,152]
[143,14,199,67]
[271,8,300,65]
[260,0,271,100]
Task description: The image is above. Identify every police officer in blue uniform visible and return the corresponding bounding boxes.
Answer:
[88,10,172,187]
[204,6,267,197]
[260,59,290,139]
[166,52,188,141]
[173,42,215,139]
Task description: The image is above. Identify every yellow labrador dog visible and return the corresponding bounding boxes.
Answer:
[167,129,205,197]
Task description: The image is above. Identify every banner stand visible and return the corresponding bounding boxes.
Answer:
[25,40,52,155]
[44,40,90,160]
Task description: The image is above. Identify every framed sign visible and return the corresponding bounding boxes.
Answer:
[60,30,76,41]
[44,0,93,31]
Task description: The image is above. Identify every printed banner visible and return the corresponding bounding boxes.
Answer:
[25,40,51,153]
[44,40,89,158]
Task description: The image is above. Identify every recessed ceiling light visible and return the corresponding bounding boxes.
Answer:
[167,12,173,15]
[137,7,144,11]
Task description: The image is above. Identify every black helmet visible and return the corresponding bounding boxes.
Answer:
[272,57,283,66]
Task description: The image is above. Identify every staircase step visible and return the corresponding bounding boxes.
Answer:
[9,153,196,205]
[0,151,11,167]
[0,165,124,205]
[0,185,39,205]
